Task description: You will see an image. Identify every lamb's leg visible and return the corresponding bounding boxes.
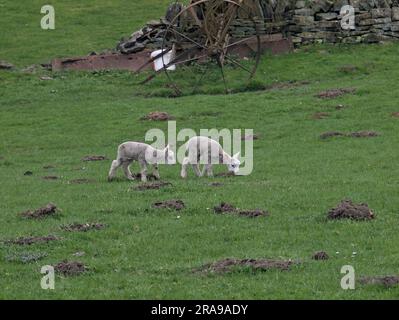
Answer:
[205,164,214,177]
[108,159,122,181]
[122,161,135,181]
[138,159,148,182]
[152,164,160,180]
[192,163,202,177]
[181,157,189,179]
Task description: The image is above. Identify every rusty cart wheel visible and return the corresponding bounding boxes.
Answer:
[160,0,262,96]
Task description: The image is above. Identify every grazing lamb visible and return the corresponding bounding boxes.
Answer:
[108,142,175,182]
[181,136,241,178]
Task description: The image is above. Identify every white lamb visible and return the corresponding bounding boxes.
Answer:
[181,136,241,178]
[108,142,175,182]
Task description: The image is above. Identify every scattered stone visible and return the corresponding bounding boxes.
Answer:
[72,251,86,257]
[195,258,295,274]
[7,235,59,245]
[327,199,375,221]
[316,88,356,99]
[40,76,53,81]
[312,251,329,260]
[152,200,185,211]
[0,60,14,70]
[141,111,174,121]
[20,203,58,219]
[214,202,269,218]
[53,260,87,276]
[82,155,108,162]
[359,276,399,288]
[5,252,48,263]
[136,181,172,190]
[61,223,105,232]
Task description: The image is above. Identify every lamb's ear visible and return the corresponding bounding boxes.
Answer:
[233,152,240,160]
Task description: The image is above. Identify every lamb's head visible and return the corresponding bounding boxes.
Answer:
[228,152,241,174]
[164,145,175,164]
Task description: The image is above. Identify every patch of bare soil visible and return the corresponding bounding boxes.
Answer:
[316,88,356,99]
[61,223,105,232]
[152,200,185,211]
[7,235,59,245]
[312,251,329,260]
[241,134,260,141]
[20,203,58,219]
[53,260,87,276]
[214,202,269,218]
[82,155,108,162]
[349,131,379,138]
[136,181,172,191]
[312,112,330,120]
[133,173,159,181]
[195,258,295,274]
[42,175,59,180]
[68,178,95,184]
[391,112,399,118]
[209,182,223,187]
[359,276,399,288]
[141,111,174,121]
[327,200,375,221]
[338,65,359,74]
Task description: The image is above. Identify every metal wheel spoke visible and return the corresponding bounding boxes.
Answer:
[224,55,252,74]
[226,35,258,49]
[168,26,207,50]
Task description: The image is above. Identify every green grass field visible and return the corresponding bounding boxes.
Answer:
[1,1,399,299]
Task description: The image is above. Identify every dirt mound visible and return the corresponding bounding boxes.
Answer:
[312,112,330,119]
[152,200,185,211]
[349,131,379,138]
[196,258,295,274]
[61,223,105,232]
[214,202,269,218]
[136,181,172,190]
[320,131,345,139]
[320,131,379,139]
[133,173,159,181]
[7,235,59,245]
[391,112,399,118]
[312,251,329,260]
[42,175,59,180]
[316,88,356,99]
[359,276,399,288]
[327,200,374,221]
[209,182,223,187]
[141,111,174,121]
[68,179,95,184]
[338,65,359,74]
[82,155,108,162]
[54,260,87,276]
[20,203,58,219]
[0,60,14,69]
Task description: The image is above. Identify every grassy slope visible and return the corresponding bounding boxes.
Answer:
[1,1,399,299]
